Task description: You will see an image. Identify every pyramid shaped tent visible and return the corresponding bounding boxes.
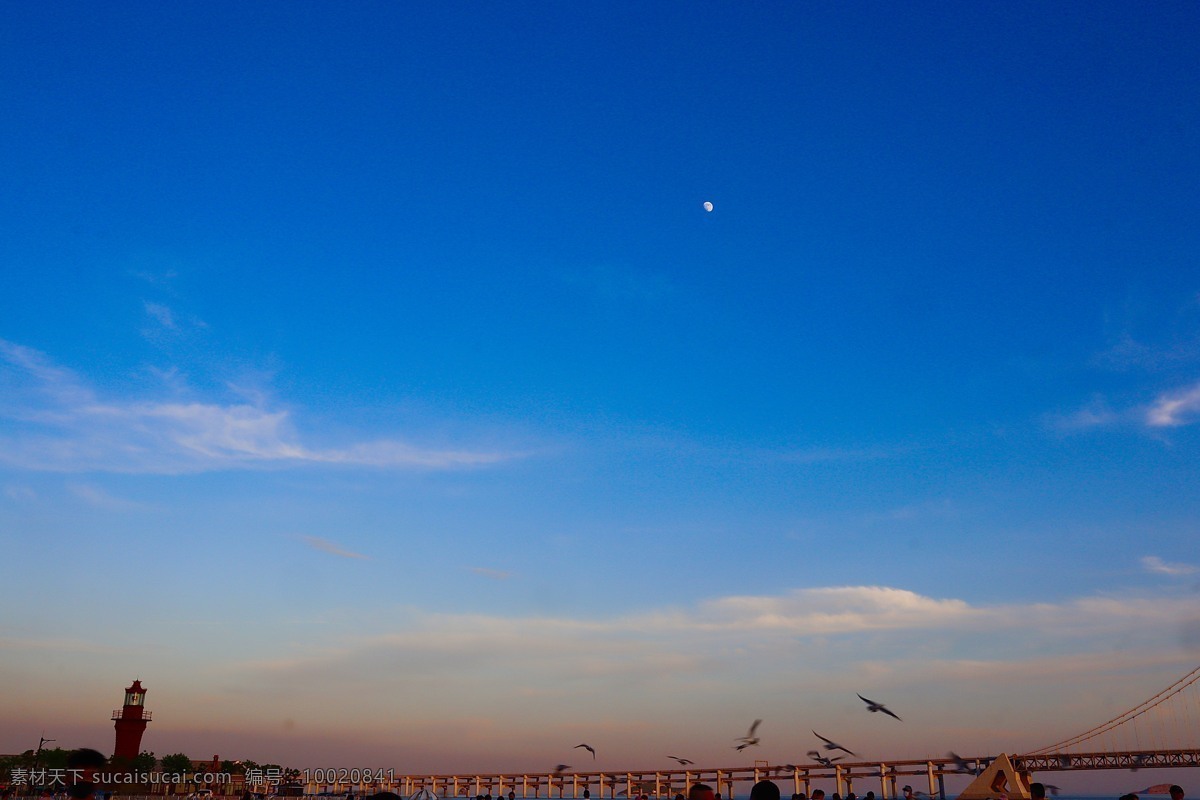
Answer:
[954,753,1032,800]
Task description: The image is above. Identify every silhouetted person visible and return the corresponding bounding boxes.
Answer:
[1030,784,1046,800]
[1169,788,1183,800]
[690,785,716,800]
[66,749,107,800]
[751,783,780,800]
[811,791,826,800]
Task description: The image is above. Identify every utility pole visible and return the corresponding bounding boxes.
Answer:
[34,735,56,769]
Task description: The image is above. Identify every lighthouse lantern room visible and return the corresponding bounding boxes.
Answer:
[112,679,151,761]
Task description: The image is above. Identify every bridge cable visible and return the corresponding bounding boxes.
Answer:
[1023,663,1200,755]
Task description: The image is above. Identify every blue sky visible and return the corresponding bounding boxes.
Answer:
[2,0,1199,790]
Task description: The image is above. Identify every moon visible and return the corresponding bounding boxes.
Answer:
[703,201,714,212]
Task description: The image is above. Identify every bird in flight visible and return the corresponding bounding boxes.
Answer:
[807,751,844,768]
[553,765,571,775]
[734,719,762,750]
[668,756,694,766]
[857,694,902,721]
[947,752,980,775]
[574,744,596,759]
[813,731,857,756]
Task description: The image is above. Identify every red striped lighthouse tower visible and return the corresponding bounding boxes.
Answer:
[112,679,151,761]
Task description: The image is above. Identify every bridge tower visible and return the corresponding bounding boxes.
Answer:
[112,679,151,761]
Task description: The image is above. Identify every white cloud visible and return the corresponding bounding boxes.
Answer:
[1146,382,1200,427]
[301,535,369,560]
[1142,555,1198,576]
[0,339,524,474]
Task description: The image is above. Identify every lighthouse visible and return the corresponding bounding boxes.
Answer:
[112,679,151,762]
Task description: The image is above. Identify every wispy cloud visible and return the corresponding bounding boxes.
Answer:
[130,267,179,287]
[0,339,525,474]
[3,484,36,502]
[1048,382,1200,432]
[1142,555,1198,576]
[144,301,178,330]
[239,585,1198,686]
[69,483,146,511]
[1046,397,1121,432]
[1092,333,1200,372]
[1146,382,1200,427]
[301,536,369,560]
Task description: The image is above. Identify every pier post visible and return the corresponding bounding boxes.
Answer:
[925,763,935,799]
[835,765,844,797]
[878,765,887,800]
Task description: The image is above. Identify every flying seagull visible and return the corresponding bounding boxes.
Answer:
[668,757,694,766]
[813,731,857,756]
[574,743,596,759]
[553,765,571,775]
[807,751,844,768]
[857,694,902,721]
[947,753,975,775]
[735,719,762,750]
